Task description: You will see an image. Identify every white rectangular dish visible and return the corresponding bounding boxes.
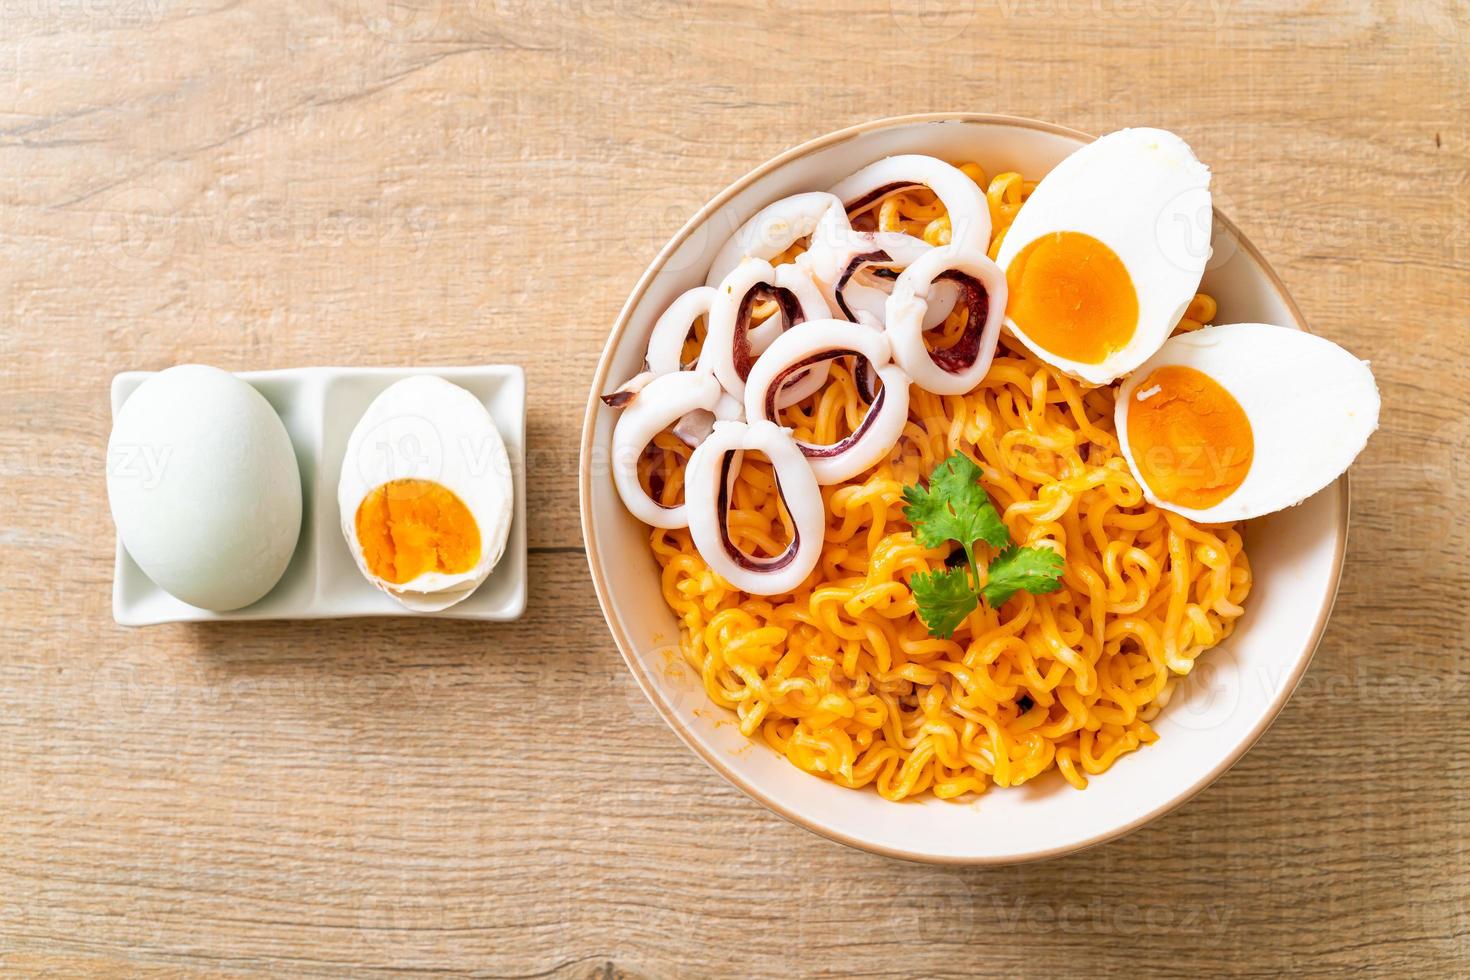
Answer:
[111,365,527,626]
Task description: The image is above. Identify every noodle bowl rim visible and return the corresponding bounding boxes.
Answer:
[579,112,1350,865]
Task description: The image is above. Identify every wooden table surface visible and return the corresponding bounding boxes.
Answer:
[3,1,1467,976]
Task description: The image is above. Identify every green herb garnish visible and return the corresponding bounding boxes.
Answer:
[902,452,1066,638]
[981,544,1066,609]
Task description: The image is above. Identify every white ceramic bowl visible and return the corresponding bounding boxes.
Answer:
[580,114,1347,864]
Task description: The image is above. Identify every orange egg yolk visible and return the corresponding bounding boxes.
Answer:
[1126,365,1254,510]
[1005,231,1140,365]
[354,479,481,585]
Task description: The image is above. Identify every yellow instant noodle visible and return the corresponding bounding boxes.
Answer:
[645,166,1251,801]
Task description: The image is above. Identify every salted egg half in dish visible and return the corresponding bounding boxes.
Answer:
[995,127,1212,385]
[1115,323,1380,523]
[338,376,513,611]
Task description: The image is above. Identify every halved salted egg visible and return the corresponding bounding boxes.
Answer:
[338,376,513,611]
[995,128,1212,385]
[1116,323,1379,523]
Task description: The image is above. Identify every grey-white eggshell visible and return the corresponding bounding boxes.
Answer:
[106,365,303,611]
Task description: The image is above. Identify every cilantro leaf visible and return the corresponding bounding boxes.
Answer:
[909,567,980,639]
[901,452,1010,553]
[981,546,1066,609]
[902,452,1068,638]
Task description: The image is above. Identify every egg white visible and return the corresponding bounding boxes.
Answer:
[1115,323,1380,523]
[338,376,513,606]
[995,127,1212,385]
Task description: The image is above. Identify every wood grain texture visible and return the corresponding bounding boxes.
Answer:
[1,0,1467,976]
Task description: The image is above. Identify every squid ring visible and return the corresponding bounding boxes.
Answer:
[743,319,912,485]
[670,391,742,450]
[705,192,852,288]
[804,231,959,331]
[685,420,825,596]
[611,370,733,529]
[601,285,718,408]
[700,258,833,403]
[829,155,992,254]
[599,368,655,409]
[645,285,717,376]
[885,245,1006,396]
